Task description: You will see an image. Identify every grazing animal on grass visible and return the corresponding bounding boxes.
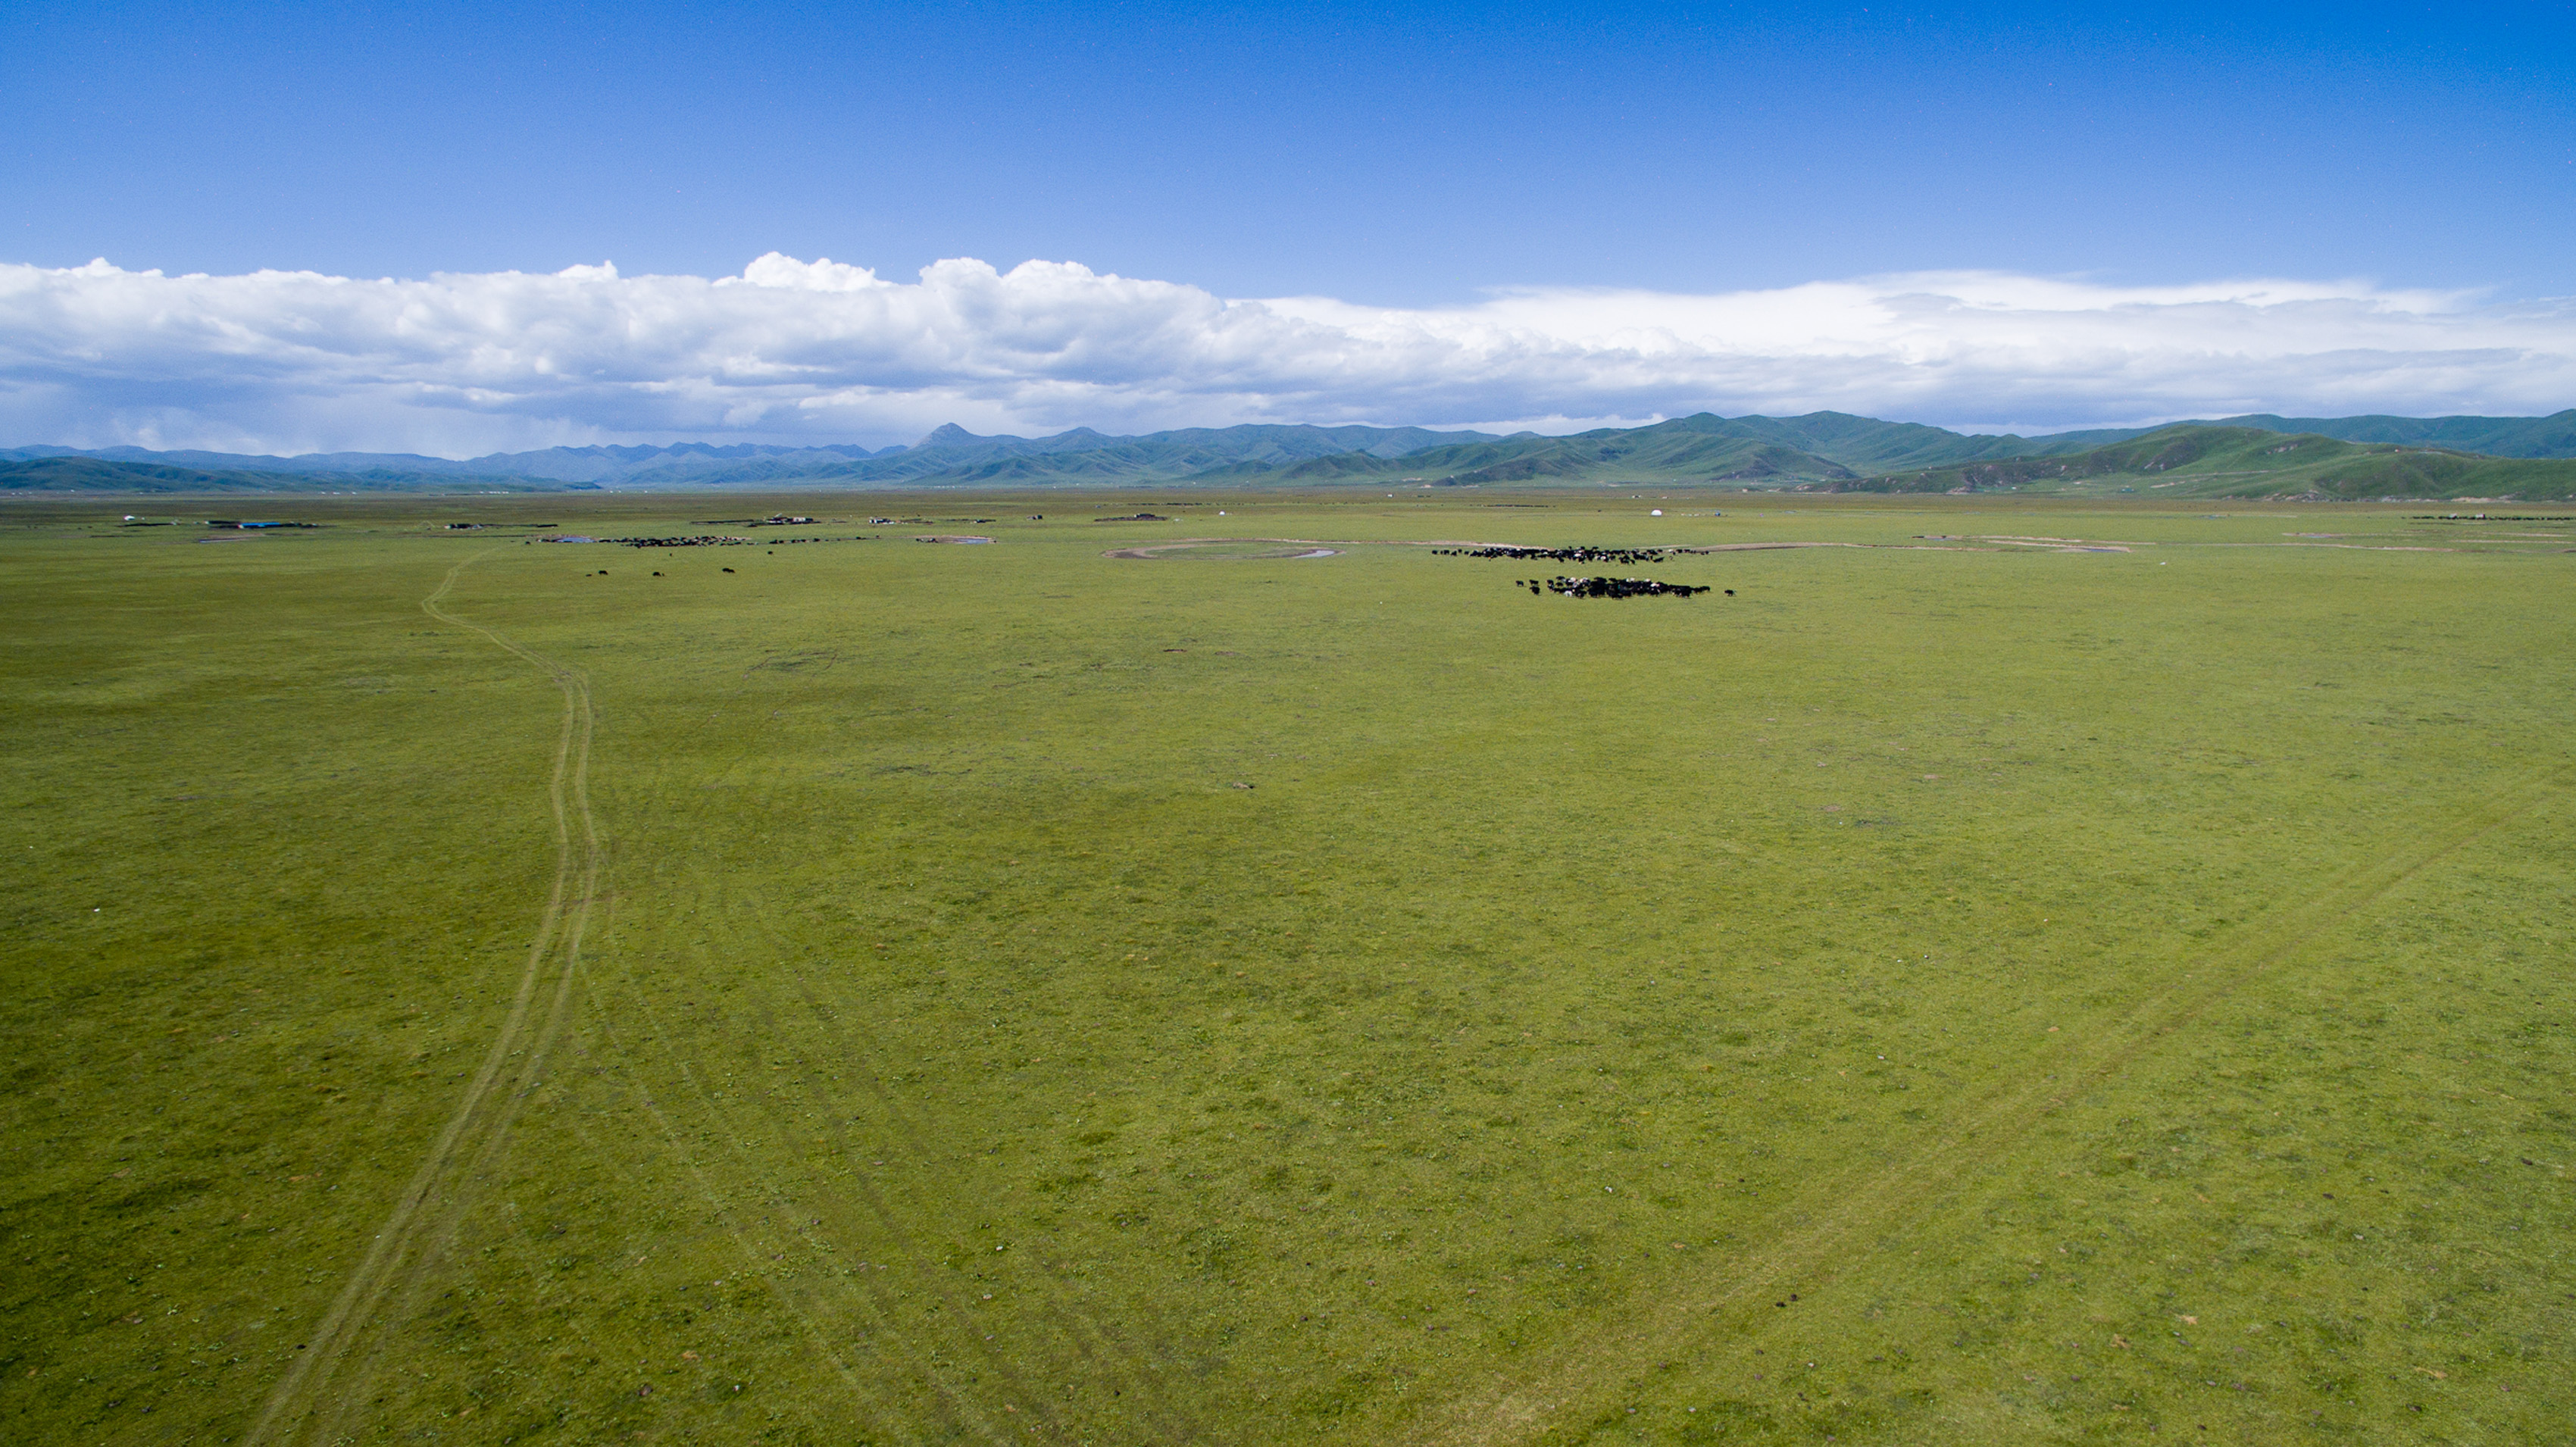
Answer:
[1440,544,1673,565]
[1534,575,1707,599]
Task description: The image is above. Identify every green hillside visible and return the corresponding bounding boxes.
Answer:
[858,416,2576,495]
[1258,412,2074,482]
[1267,417,1859,486]
[1916,409,2576,461]
[664,423,1512,486]
[17,411,2576,496]
[1687,411,2092,470]
[1827,426,2576,500]
[2213,409,2576,458]
[0,457,576,495]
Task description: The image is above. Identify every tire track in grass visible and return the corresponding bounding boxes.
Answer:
[539,699,1031,1443]
[332,567,938,1442]
[772,964,1202,1434]
[249,552,599,1445]
[628,856,1158,1441]
[577,910,1014,1445]
[739,890,1205,1440]
[611,661,1199,1437]
[307,724,604,1445]
[566,990,986,1446]
[262,558,1053,1442]
[311,569,608,1439]
[395,593,964,1442]
[727,972,1074,1437]
[1402,764,2569,1447]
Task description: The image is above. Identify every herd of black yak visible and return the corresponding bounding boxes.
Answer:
[545,533,1724,598]
[1433,544,1674,565]
[1435,543,1729,600]
[1524,575,1716,598]
[597,533,871,548]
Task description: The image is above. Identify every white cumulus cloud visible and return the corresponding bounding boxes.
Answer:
[1,254,2569,455]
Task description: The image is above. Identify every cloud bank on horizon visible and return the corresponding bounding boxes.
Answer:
[3,253,2570,457]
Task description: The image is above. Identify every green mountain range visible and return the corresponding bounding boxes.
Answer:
[0,456,579,495]
[7,409,2574,499]
[1830,425,2576,501]
[2190,411,2576,458]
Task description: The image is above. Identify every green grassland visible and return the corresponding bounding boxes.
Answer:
[3,494,2570,1445]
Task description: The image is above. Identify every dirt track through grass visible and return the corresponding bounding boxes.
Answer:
[1403,764,2569,1445]
[547,705,1202,1441]
[249,554,604,1445]
[733,876,1202,1438]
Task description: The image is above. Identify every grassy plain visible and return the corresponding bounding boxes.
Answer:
[2,493,2570,1445]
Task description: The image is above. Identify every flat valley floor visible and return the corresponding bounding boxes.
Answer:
[3,492,2569,1444]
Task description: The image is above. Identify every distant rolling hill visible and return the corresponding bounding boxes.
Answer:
[2195,410,2576,458]
[0,457,577,495]
[1259,417,1859,485]
[1830,426,2576,501]
[0,423,1502,491]
[0,440,898,485]
[7,409,2573,498]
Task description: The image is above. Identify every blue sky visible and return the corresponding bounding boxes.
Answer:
[12,1,2570,304]
[3,2,2571,452]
